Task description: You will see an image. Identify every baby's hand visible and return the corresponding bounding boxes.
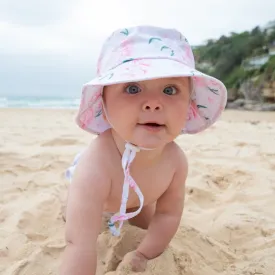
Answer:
[122,250,148,272]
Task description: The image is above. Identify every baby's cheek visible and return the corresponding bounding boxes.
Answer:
[181,103,190,119]
[173,104,188,123]
[176,113,188,134]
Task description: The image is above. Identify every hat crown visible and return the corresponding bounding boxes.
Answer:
[96,25,195,76]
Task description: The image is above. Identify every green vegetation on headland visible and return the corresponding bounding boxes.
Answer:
[193,20,275,110]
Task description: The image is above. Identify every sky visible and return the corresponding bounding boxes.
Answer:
[1,0,275,97]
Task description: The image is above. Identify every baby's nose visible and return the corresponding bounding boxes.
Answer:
[142,100,163,112]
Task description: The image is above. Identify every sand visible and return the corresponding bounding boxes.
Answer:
[0,108,275,275]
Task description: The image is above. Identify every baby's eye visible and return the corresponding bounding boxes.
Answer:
[163,86,177,95]
[125,84,141,94]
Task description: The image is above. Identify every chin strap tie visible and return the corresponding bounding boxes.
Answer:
[65,142,145,237]
[108,143,144,236]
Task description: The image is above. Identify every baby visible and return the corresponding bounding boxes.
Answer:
[60,25,227,274]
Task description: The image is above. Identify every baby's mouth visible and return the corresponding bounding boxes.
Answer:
[143,122,162,127]
[138,122,165,130]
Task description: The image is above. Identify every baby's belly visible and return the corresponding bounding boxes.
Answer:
[103,169,173,214]
[103,187,165,213]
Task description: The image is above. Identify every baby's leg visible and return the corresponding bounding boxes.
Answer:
[127,203,156,230]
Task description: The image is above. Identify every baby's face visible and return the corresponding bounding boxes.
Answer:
[103,77,190,148]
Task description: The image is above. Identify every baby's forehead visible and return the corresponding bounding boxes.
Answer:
[136,77,190,86]
[104,77,190,92]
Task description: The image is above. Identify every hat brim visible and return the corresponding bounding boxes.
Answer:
[76,58,227,135]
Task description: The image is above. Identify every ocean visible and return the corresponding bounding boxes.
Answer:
[0,96,80,109]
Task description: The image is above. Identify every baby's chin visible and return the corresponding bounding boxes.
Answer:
[129,135,174,150]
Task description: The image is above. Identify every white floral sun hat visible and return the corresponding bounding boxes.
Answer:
[68,25,228,236]
[75,25,227,135]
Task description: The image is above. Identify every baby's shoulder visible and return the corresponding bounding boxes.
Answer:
[161,143,188,190]
[165,142,188,171]
[84,133,115,170]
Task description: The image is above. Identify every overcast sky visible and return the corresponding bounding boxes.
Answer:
[1,0,274,97]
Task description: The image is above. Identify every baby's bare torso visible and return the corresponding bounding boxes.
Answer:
[92,131,180,213]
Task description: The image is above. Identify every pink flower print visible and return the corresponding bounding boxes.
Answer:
[121,66,137,78]
[133,60,151,74]
[187,101,198,121]
[96,100,102,109]
[193,76,205,87]
[121,60,151,77]
[80,108,94,129]
[219,104,225,113]
[134,60,149,66]
[208,79,222,88]
[207,79,222,94]
[115,39,133,65]
[138,62,150,74]
[95,101,103,118]
[120,39,132,57]
[122,71,137,78]
[80,91,102,126]
[90,91,101,104]
[208,97,214,104]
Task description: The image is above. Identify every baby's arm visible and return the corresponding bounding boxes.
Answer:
[60,145,111,275]
[136,150,188,259]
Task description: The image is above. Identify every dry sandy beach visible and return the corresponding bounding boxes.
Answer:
[0,108,275,275]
